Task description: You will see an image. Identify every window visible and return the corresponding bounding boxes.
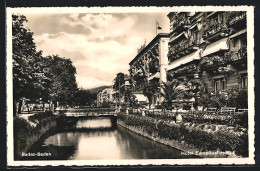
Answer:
[214,16,218,23]
[220,13,224,23]
[241,75,248,89]
[241,37,247,48]
[214,78,227,92]
[193,30,198,42]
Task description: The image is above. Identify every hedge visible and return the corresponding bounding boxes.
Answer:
[118,114,248,157]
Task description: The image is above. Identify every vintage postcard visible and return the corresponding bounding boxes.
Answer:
[6,6,255,166]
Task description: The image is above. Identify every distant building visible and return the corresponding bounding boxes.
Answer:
[96,87,114,107]
[129,33,170,107]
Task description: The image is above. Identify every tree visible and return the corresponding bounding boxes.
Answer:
[44,55,78,106]
[160,79,183,110]
[184,79,205,109]
[113,72,125,102]
[143,80,160,109]
[12,15,46,115]
[123,88,137,107]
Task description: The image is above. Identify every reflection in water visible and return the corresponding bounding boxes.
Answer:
[76,118,112,129]
[23,118,198,160]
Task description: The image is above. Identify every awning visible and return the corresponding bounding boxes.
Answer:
[201,38,229,57]
[170,32,187,43]
[148,72,160,81]
[189,23,198,30]
[229,29,246,38]
[133,94,147,102]
[176,84,189,91]
[167,49,201,71]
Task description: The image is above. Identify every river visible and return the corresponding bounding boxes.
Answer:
[21,117,198,160]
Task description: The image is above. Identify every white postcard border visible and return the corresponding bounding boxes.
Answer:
[6,6,255,166]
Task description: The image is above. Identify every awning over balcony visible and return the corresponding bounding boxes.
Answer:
[167,49,201,71]
[201,37,229,57]
[229,29,246,38]
[170,32,188,43]
[134,94,147,102]
[189,23,198,30]
[176,84,188,91]
[148,72,160,81]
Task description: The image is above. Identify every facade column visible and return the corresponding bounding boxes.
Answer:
[159,38,169,103]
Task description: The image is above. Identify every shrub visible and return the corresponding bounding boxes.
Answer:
[236,111,248,128]
[118,113,248,156]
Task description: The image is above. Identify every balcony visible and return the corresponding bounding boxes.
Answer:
[133,71,146,81]
[202,22,228,41]
[224,47,247,62]
[200,55,226,70]
[168,38,199,62]
[227,11,246,27]
[171,16,191,33]
[149,58,160,74]
[171,63,198,77]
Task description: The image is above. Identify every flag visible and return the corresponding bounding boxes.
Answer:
[156,21,162,30]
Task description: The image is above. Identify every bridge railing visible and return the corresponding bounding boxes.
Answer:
[58,107,117,117]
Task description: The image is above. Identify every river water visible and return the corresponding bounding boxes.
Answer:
[22,117,197,160]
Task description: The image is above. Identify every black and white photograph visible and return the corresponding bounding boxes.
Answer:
[6,6,255,166]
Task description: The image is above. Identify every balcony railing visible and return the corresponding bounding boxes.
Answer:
[224,47,247,62]
[200,55,226,69]
[168,38,198,62]
[149,58,160,74]
[227,11,246,26]
[171,63,198,76]
[171,16,191,33]
[202,22,228,40]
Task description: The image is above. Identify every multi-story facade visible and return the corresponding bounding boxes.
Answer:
[167,12,203,82]
[97,87,114,107]
[129,33,169,106]
[167,11,247,94]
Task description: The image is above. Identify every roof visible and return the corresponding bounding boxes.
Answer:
[129,33,169,66]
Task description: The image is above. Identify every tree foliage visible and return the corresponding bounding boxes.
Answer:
[143,80,160,108]
[44,55,78,105]
[184,79,208,109]
[12,15,80,111]
[160,79,183,110]
[12,14,44,102]
[113,72,125,90]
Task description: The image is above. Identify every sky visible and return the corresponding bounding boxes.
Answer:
[23,11,170,89]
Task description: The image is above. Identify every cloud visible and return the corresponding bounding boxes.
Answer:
[34,31,142,88]
[24,13,170,89]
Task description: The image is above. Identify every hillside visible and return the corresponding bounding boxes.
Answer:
[88,85,111,94]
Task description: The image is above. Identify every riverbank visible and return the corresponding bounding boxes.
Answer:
[13,111,57,160]
[117,113,247,158]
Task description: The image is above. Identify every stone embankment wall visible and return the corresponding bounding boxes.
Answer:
[117,114,248,158]
[13,112,56,160]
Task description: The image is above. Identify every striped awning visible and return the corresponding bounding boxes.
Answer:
[201,38,229,57]
[167,49,201,71]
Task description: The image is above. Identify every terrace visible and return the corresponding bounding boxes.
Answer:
[148,58,160,74]
[224,47,247,63]
[227,11,246,27]
[202,22,229,41]
[169,63,198,77]
[168,38,199,62]
[171,14,191,33]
